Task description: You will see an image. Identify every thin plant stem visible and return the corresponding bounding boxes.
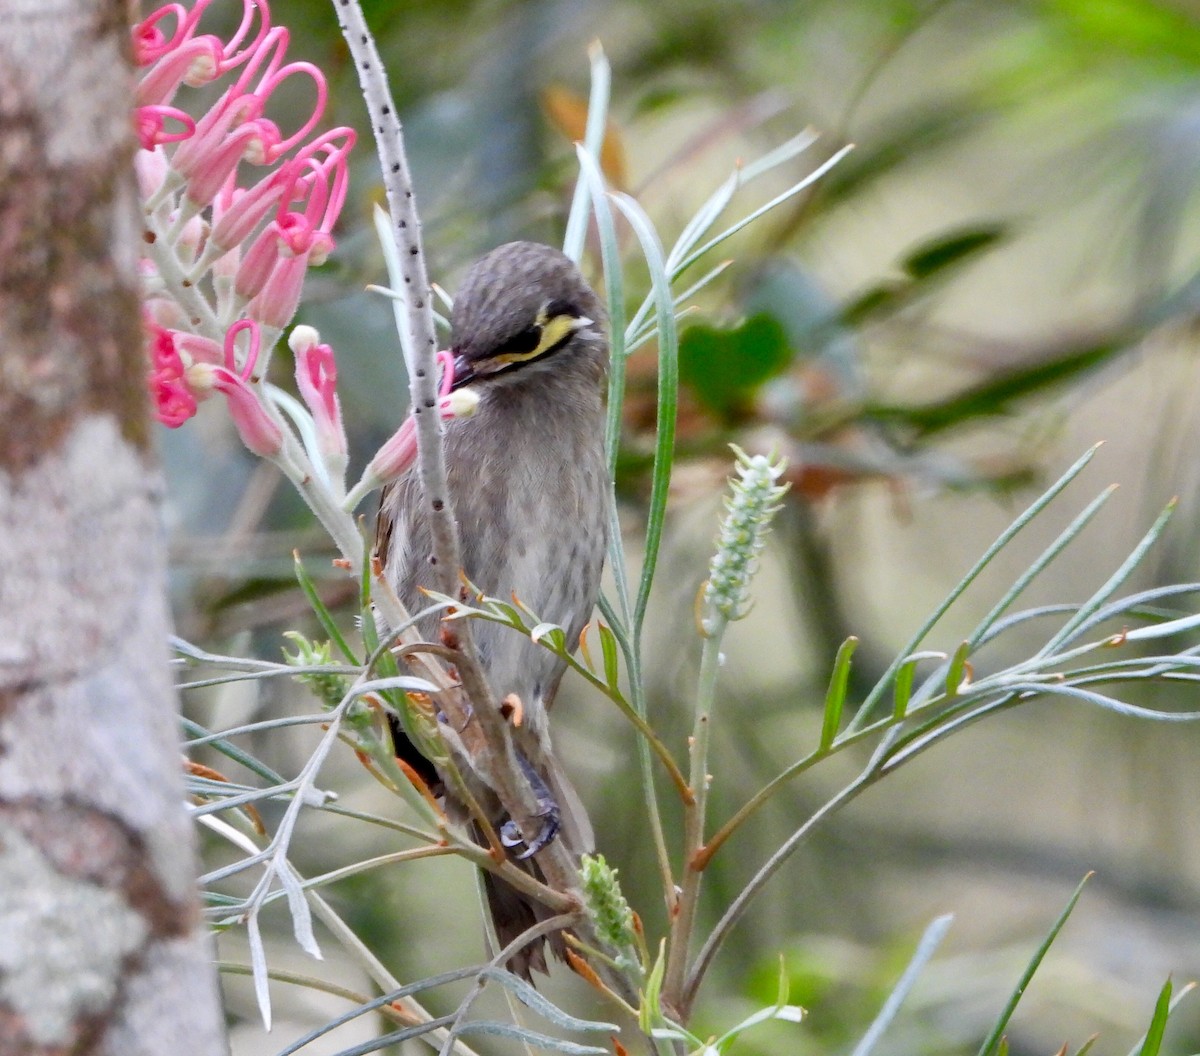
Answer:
[662,618,725,1013]
[681,760,884,1015]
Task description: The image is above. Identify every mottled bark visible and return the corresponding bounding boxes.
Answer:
[0,3,227,1054]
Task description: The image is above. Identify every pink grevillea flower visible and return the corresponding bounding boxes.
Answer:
[361,353,479,488]
[208,320,284,457]
[144,320,226,427]
[289,325,346,467]
[135,0,356,445]
[146,326,197,427]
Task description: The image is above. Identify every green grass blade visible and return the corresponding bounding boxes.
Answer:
[609,191,678,642]
[1129,980,1197,1056]
[1133,978,1173,1056]
[975,873,1092,1056]
[294,551,359,665]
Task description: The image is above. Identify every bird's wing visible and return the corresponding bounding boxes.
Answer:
[374,481,396,567]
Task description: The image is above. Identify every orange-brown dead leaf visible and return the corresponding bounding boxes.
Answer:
[395,758,447,822]
[565,948,607,993]
[541,85,628,190]
[185,759,266,834]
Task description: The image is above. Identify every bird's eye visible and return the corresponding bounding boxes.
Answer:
[496,324,543,358]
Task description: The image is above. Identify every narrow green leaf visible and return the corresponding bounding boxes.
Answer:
[639,940,668,1036]
[598,622,621,690]
[866,339,1123,437]
[888,651,946,720]
[1124,609,1200,641]
[180,718,286,786]
[851,914,954,1056]
[1073,1035,1100,1056]
[1038,499,1177,658]
[975,873,1092,1056]
[821,637,858,751]
[562,44,611,264]
[574,145,626,476]
[294,551,359,665]
[968,485,1118,648]
[1127,980,1196,1056]
[901,225,1006,279]
[893,662,916,720]
[530,622,567,649]
[672,144,854,279]
[945,641,971,697]
[608,192,678,643]
[482,967,618,1033]
[849,444,1101,732]
[1134,978,1172,1056]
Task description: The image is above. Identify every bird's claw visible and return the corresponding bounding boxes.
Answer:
[501,807,559,860]
[498,750,561,859]
[434,704,474,734]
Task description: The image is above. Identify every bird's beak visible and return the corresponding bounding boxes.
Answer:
[450,352,476,391]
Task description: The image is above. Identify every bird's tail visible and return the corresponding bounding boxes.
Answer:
[477,755,594,981]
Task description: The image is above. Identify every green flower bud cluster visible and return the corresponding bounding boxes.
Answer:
[580,854,637,954]
[703,445,789,634]
[282,632,353,716]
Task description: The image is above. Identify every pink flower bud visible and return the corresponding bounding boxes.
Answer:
[209,163,295,253]
[136,147,171,198]
[364,386,480,486]
[290,326,347,465]
[211,367,283,457]
[144,325,197,427]
[234,220,282,301]
[246,252,307,329]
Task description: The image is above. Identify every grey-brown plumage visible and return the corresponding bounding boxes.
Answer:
[375,241,608,977]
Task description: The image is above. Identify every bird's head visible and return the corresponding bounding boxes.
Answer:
[447,242,607,392]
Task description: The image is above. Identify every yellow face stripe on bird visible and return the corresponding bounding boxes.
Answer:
[492,311,591,367]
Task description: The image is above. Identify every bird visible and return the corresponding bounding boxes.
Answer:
[374,240,609,978]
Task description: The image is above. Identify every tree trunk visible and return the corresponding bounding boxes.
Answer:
[0,3,227,1053]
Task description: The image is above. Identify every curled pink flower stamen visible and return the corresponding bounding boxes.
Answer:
[223,318,262,380]
[132,4,191,66]
[136,106,196,150]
